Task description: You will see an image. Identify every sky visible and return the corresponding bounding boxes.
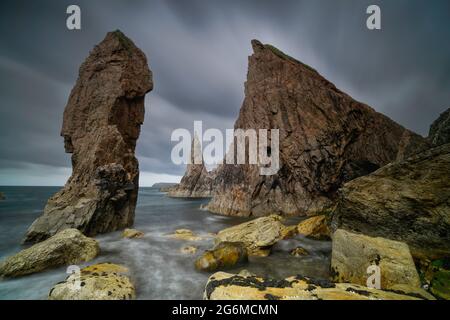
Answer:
[0,0,449,186]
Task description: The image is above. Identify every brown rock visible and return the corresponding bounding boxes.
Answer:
[195,242,248,272]
[429,107,450,146]
[297,215,330,240]
[330,143,450,260]
[205,40,428,217]
[24,31,153,243]
[122,228,145,239]
[168,135,215,198]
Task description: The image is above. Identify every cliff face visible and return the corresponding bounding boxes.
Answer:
[168,136,215,198]
[206,40,428,217]
[429,107,450,146]
[24,31,153,243]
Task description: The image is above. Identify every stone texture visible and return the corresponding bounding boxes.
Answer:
[168,136,215,198]
[166,229,203,241]
[331,229,421,289]
[331,143,450,260]
[429,107,450,146]
[24,31,153,243]
[195,242,248,272]
[49,263,135,300]
[215,215,287,256]
[205,40,428,217]
[122,228,144,239]
[297,215,330,240]
[204,272,435,300]
[0,229,99,278]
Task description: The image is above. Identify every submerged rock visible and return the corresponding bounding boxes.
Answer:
[205,40,428,217]
[331,229,421,289]
[429,107,450,146]
[180,246,198,255]
[122,228,144,239]
[49,263,135,300]
[290,247,309,257]
[297,215,330,240]
[204,272,434,300]
[0,229,99,278]
[195,242,248,272]
[24,30,153,243]
[331,143,450,260]
[215,215,287,256]
[0,192,4,200]
[167,229,203,241]
[168,136,215,198]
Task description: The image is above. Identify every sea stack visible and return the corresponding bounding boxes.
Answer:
[24,31,153,243]
[205,40,428,217]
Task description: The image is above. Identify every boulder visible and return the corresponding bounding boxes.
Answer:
[180,246,198,255]
[297,215,330,240]
[205,40,428,217]
[215,215,287,256]
[167,229,202,241]
[290,247,309,257]
[331,143,450,260]
[0,229,99,278]
[204,272,434,300]
[24,30,153,243]
[122,228,144,239]
[49,263,135,300]
[429,107,450,146]
[195,242,248,272]
[331,229,421,289]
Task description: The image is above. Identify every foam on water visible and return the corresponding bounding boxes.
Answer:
[0,187,331,300]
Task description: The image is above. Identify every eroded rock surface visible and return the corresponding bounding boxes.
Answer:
[331,144,450,260]
[204,272,435,300]
[24,31,153,243]
[49,263,135,300]
[297,215,330,240]
[331,229,421,289]
[0,229,99,278]
[429,107,450,146]
[206,40,428,217]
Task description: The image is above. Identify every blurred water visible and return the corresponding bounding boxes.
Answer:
[0,187,331,300]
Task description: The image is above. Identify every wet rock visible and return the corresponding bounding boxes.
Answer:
[24,30,153,243]
[195,242,248,272]
[280,225,298,240]
[331,229,421,289]
[180,246,198,255]
[122,228,144,239]
[215,215,287,256]
[429,107,450,146]
[290,247,309,257]
[0,192,5,200]
[205,40,428,217]
[431,270,450,300]
[204,272,434,300]
[0,229,99,278]
[297,215,330,240]
[331,143,450,260]
[167,229,202,241]
[49,263,135,300]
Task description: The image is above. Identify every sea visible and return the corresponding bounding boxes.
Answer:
[0,186,331,300]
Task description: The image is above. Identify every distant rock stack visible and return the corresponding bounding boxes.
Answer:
[24,31,153,243]
[168,135,215,198]
[205,40,429,217]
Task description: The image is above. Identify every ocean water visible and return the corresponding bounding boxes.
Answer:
[0,186,331,300]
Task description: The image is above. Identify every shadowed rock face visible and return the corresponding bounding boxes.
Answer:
[429,107,450,146]
[206,40,428,217]
[24,31,153,243]
[331,143,450,260]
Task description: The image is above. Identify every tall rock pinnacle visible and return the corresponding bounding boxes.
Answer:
[24,31,153,243]
[206,40,429,217]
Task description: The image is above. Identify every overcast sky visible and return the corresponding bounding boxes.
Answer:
[0,0,449,186]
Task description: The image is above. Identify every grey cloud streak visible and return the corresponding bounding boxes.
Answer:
[0,0,449,185]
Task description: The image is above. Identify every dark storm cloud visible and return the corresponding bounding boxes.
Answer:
[0,0,449,185]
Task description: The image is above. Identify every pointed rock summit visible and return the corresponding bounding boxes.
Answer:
[168,135,215,197]
[206,40,428,217]
[24,31,153,243]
